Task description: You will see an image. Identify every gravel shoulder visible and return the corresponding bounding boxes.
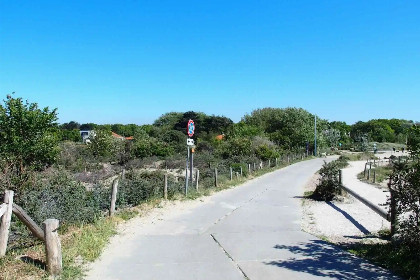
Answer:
[301,168,390,246]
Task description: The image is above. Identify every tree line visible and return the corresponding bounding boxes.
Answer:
[0,94,418,195]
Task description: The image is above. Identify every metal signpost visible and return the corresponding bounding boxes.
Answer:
[185,120,195,195]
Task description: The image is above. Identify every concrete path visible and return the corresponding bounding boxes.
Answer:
[86,158,399,280]
[341,161,390,212]
[341,149,403,213]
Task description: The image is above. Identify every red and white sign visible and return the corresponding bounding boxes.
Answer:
[187,119,195,137]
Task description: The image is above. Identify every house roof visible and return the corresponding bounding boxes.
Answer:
[112,132,124,139]
[112,132,134,140]
[215,134,225,140]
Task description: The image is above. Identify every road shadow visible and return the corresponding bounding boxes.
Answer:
[265,240,399,279]
[326,202,370,235]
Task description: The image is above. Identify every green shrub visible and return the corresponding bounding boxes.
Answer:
[389,160,420,249]
[255,144,280,161]
[19,172,102,226]
[218,137,252,159]
[57,141,92,172]
[167,178,184,198]
[116,171,164,207]
[312,157,348,201]
[231,163,248,177]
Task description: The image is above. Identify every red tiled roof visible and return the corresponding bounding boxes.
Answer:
[112,132,124,139]
[112,132,134,140]
[215,134,224,140]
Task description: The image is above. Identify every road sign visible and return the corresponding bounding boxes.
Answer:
[187,119,195,137]
[187,138,195,146]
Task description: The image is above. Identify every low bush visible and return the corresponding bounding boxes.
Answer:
[231,163,248,177]
[19,172,103,226]
[389,160,420,249]
[348,242,420,280]
[312,157,348,201]
[116,171,164,207]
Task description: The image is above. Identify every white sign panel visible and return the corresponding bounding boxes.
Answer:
[187,138,195,146]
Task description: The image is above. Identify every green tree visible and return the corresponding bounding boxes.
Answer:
[389,128,420,248]
[243,107,326,150]
[80,123,96,131]
[59,129,81,142]
[226,122,264,138]
[158,130,186,153]
[323,128,341,148]
[350,119,411,143]
[407,125,420,159]
[153,112,183,128]
[61,121,80,130]
[218,137,252,159]
[88,129,115,158]
[0,94,59,192]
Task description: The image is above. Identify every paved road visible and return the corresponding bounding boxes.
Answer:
[86,158,399,280]
[342,161,390,212]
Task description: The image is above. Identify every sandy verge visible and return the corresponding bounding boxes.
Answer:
[301,173,390,245]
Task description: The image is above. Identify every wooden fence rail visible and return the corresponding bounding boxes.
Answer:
[339,170,390,222]
[0,190,62,278]
[13,204,45,241]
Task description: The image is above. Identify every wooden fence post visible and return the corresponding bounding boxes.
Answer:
[230,167,233,181]
[248,164,251,174]
[388,177,397,236]
[367,169,371,180]
[42,219,62,278]
[214,168,218,187]
[268,159,271,168]
[0,190,13,257]
[236,172,239,180]
[338,170,342,186]
[240,167,243,177]
[373,170,376,183]
[109,178,119,216]
[195,169,200,191]
[164,174,168,200]
[253,163,256,170]
[121,169,126,180]
[275,158,278,166]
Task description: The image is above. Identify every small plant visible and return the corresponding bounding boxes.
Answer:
[311,157,348,201]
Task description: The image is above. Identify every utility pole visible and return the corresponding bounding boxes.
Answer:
[314,115,317,157]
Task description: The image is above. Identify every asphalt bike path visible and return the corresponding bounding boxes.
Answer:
[86,157,399,280]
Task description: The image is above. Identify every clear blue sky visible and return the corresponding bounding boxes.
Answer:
[1,1,419,125]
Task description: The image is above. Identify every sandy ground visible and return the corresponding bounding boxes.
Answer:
[300,151,406,246]
[301,173,390,245]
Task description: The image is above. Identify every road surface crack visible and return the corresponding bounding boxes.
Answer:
[210,187,269,228]
[210,234,250,280]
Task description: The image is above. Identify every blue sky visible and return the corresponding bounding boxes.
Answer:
[1,1,419,125]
